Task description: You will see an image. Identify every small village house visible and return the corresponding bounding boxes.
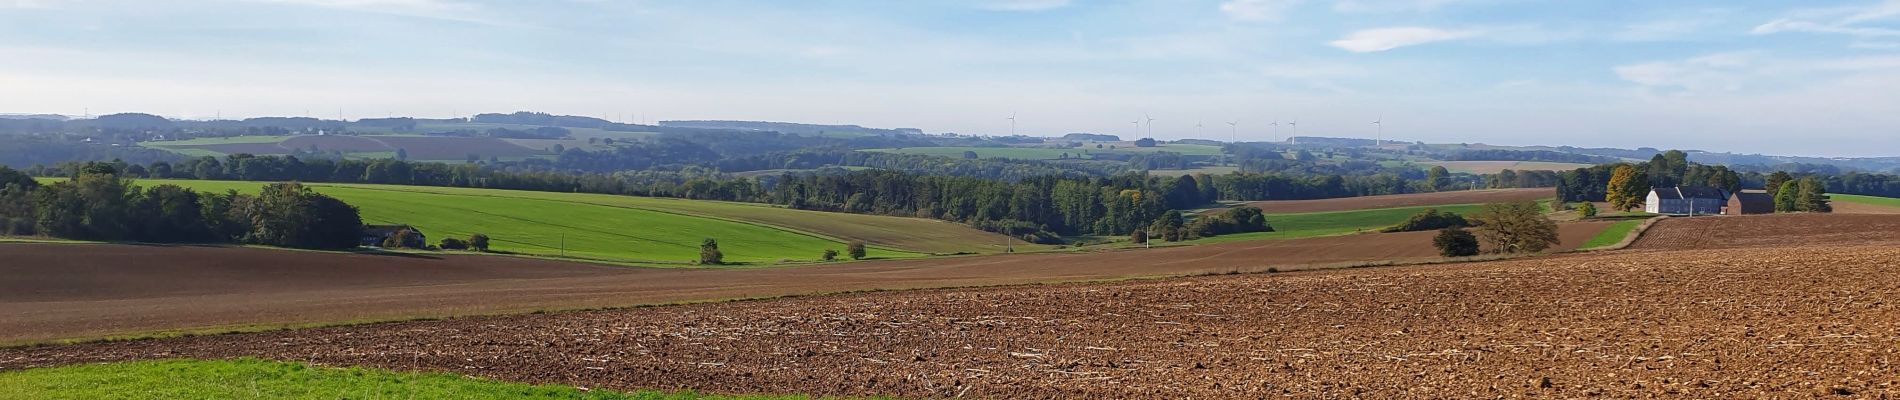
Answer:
[1645,187,1727,216]
[1726,190,1775,215]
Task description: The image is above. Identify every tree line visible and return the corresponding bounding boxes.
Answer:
[0,164,363,249]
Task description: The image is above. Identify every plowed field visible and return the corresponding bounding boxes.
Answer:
[0,223,1610,344]
[7,243,1899,398]
[1629,214,1900,250]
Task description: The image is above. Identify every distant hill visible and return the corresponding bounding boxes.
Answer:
[0,114,67,121]
[660,120,921,137]
[1060,133,1120,142]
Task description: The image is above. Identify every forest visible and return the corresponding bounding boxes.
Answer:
[0,164,363,249]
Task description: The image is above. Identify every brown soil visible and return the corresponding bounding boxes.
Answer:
[6,242,1897,398]
[1629,214,1900,250]
[1225,188,1552,214]
[0,223,1608,344]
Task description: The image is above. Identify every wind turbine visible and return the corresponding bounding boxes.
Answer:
[1006,112,1017,136]
[1288,119,1299,144]
[1269,120,1279,142]
[1226,120,1238,142]
[1144,114,1157,138]
[1131,118,1141,136]
[1371,115,1383,147]
[1196,118,1205,139]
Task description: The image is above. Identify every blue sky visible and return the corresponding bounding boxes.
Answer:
[3,0,1899,156]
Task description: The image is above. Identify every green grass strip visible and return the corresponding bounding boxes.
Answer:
[0,359,812,400]
[1580,219,1643,249]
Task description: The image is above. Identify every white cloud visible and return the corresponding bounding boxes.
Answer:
[1219,0,1302,22]
[1752,0,1900,37]
[977,0,1071,11]
[1332,0,1469,13]
[1328,27,1481,52]
[241,0,513,26]
[1614,51,1900,94]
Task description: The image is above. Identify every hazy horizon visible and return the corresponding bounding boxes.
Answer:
[5,0,1900,157]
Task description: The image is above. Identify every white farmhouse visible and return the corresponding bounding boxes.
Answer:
[1645,187,1728,216]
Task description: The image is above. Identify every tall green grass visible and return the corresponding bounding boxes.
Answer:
[0,359,802,400]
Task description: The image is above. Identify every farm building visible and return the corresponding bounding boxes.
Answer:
[361,225,426,248]
[1645,187,1728,216]
[1726,190,1775,215]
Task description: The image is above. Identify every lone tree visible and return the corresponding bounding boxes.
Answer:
[1131,229,1148,245]
[1576,202,1598,218]
[847,241,867,260]
[468,233,490,251]
[699,238,723,265]
[961,150,979,159]
[822,249,838,261]
[1470,201,1561,254]
[1433,227,1480,257]
[1605,165,1647,211]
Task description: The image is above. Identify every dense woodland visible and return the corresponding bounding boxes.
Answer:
[0,164,362,249]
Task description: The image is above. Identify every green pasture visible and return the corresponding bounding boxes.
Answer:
[136,179,922,265]
[0,359,803,400]
[1580,219,1643,249]
[1833,193,1900,208]
[1183,203,1522,244]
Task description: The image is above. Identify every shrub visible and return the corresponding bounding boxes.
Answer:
[1470,201,1560,254]
[1576,202,1598,218]
[439,238,469,250]
[467,233,490,251]
[1433,227,1480,257]
[1183,207,1273,238]
[699,238,723,265]
[381,227,422,249]
[1131,229,1147,245]
[847,241,867,260]
[822,249,838,261]
[1381,208,1468,233]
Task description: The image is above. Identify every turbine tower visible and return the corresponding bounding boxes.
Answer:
[1131,118,1141,136]
[1196,119,1205,139]
[1288,119,1299,144]
[1269,120,1279,142]
[1007,112,1017,136]
[1226,120,1238,143]
[1371,115,1383,147]
[1144,114,1157,138]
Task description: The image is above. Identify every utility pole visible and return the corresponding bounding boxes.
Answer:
[560,233,566,257]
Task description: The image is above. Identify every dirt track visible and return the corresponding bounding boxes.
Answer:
[6,242,1899,398]
[0,223,1609,344]
[1228,188,1552,214]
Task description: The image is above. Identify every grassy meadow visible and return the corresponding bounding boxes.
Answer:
[126,180,934,264]
[0,359,802,400]
[1832,193,1900,208]
[1185,203,1495,244]
[104,179,1036,263]
[1580,219,1644,249]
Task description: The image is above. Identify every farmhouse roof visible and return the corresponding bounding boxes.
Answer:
[1652,186,1727,200]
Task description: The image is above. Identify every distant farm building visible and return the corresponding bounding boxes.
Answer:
[361,224,426,248]
[1726,190,1775,215]
[1646,187,1728,216]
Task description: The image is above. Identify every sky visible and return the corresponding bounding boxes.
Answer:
[3,0,1899,157]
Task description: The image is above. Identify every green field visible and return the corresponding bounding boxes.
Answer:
[1580,219,1643,249]
[1183,204,1493,244]
[111,179,1030,263]
[0,359,798,400]
[863,143,1225,160]
[123,180,912,264]
[1833,194,1900,208]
